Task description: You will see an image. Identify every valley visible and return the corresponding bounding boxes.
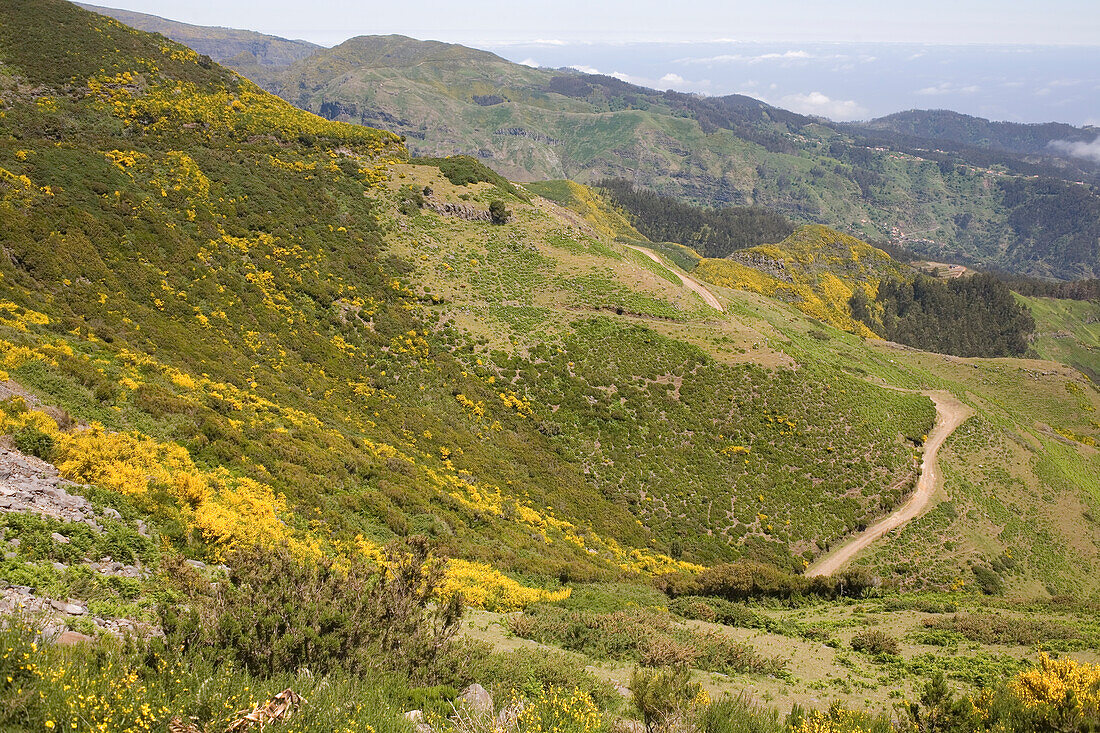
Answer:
[0,2,1098,732]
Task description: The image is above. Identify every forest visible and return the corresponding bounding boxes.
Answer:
[852,274,1036,357]
[597,178,794,257]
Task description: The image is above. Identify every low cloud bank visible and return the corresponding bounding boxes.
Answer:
[1049,136,1100,163]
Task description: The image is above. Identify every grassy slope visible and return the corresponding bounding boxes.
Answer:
[0,0,936,582]
[1,0,1097,598]
[1019,294,1100,382]
[266,37,1100,279]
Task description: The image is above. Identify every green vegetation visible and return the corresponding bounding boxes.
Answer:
[597,178,794,258]
[1018,294,1100,380]
[509,605,785,676]
[856,273,1036,357]
[412,155,529,200]
[694,225,908,336]
[3,6,1100,732]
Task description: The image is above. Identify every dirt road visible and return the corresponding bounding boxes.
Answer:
[806,391,972,577]
[624,244,724,312]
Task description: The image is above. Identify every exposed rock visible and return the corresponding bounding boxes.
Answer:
[425,200,494,223]
[0,447,102,528]
[50,531,69,544]
[459,683,494,717]
[404,710,424,724]
[56,630,94,645]
[49,599,86,615]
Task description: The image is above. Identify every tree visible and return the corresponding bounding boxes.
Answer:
[489,199,511,224]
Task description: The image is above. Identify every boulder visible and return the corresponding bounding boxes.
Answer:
[56,630,94,645]
[459,683,494,717]
[49,599,86,615]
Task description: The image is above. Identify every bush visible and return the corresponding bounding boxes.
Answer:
[923,613,1080,646]
[668,596,779,633]
[508,605,784,676]
[850,629,900,657]
[489,199,511,225]
[631,666,705,733]
[13,425,55,460]
[160,537,461,680]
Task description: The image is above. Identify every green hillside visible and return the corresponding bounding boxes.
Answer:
[76,2,319,89]
[4,5,1100,731]
[79,6,1100,280]
[1020,294,1100,381]
[0,0,950,581]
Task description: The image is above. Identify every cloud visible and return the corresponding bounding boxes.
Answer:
[777,91,868,121]
[916,82,980,96]
[1049,136,1100,163]
[569,64,709,92]
[531,39,567,46]
[676,50,814,65]
[518,58,540,68]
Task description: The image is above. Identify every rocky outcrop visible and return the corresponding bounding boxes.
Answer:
[425,200,494,222]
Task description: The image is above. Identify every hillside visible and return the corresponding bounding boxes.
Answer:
[79,6,1100,281]
[855,109,1100,158]
[272,38,1100,281]
[76,2,319,89]
[4,5,1100,732]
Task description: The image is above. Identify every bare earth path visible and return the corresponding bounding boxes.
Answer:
[807,391,973,577]
[624,244,724,312]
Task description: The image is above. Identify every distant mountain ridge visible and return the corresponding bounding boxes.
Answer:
[853,109,1099,158]
[74,4,1100,281]
[76,2,319,88]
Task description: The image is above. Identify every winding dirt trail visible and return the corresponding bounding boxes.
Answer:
[806,391,972,577]
[624,244,724,312]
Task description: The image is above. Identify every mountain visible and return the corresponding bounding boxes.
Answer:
[75,6,1100,281]
[76,2,319,89]
[271,37,1100,281]
[4,3,1100,728]
[854,108,1099,158]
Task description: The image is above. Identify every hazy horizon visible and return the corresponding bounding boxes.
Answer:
[85,2,1100,126]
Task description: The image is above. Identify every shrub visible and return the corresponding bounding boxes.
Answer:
[489,199,511,225]
[923,613,1080,646]
[13,425,55,460]
[471,647,619,709]
[160,537,461,680]
[668,596,779,633]
[631,666,706,733]
[850,629,900,657]
[508,605,784,676]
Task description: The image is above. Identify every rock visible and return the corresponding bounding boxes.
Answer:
[56,630,94,645]
[49,599,86,616]
[136,520,149,537]
[459,684,494,717]
[50,532,69,545]
[103,507,121,520]
[51,562,66,571]
[404,711,425,724]
[3,551,14,560]
[9,538,19,547]
[186,559,206,570]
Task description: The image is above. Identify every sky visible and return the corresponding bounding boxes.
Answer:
[92,1,1100,125]
[95,0,1100,46]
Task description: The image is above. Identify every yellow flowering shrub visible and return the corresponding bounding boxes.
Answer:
[1012,652,1100,720]
[513,686,602,733]
[791,706,874,733]
[441,559,570,611]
